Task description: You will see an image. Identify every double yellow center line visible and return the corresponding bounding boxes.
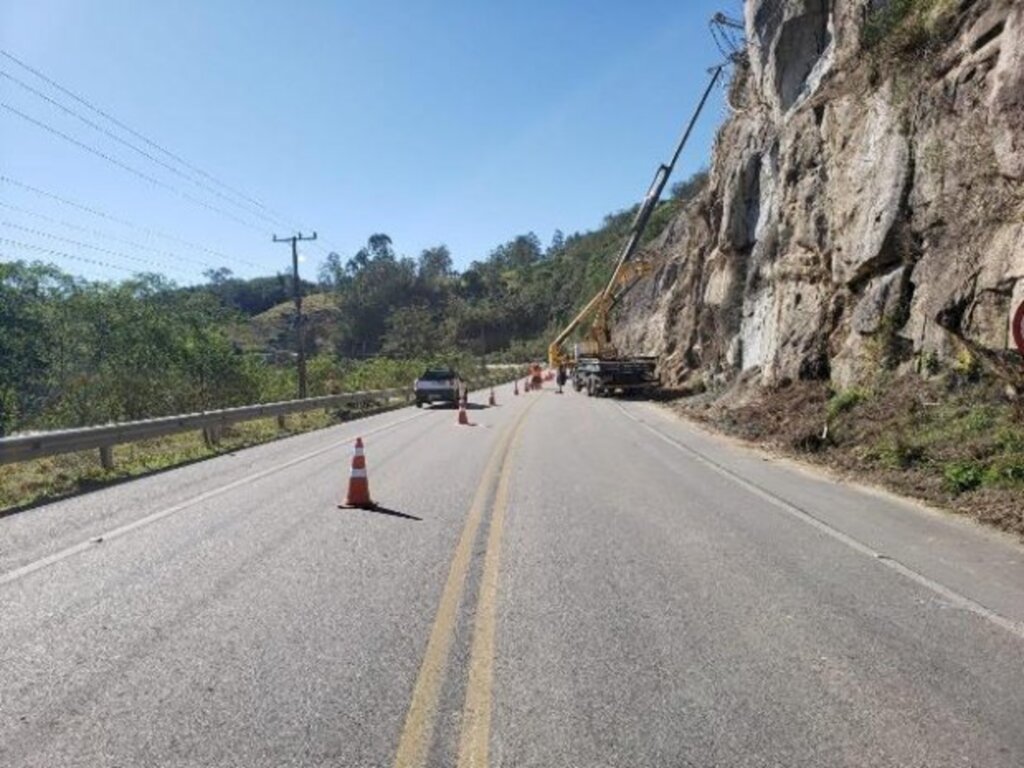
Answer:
[392,399,537,768]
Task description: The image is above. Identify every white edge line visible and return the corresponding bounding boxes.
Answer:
[0,410,426,587]
[615,402,1024,642]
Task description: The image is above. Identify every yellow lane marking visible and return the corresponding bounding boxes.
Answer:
[392,399,538,768]
[456,412,528,768]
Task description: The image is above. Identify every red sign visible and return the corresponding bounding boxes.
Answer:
[1014,301,1024,358]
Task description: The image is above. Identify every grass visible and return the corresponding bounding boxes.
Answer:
[827,388,868,422]
[873,397,1024,494]
[873,432,926,470]
[863,0,957,54]
[676,373,1024,537]
[838,384,1024,527]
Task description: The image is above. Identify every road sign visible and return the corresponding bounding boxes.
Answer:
[1014,300,1024,358]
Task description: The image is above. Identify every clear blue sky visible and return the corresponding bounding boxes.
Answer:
[0,0,738,284]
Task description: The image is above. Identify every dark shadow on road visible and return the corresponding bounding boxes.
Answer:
[339,505,422,521]
[425,402,489,411]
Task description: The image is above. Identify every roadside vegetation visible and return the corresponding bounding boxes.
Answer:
[0,174,706,508]
[0,410,337,513]
[2,173,706,436]
[677,364,1024,538]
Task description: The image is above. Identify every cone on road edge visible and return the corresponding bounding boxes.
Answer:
[513,380,519,396]
[339,437,375,509]
[458,403,470,425]
[488,388,496,406]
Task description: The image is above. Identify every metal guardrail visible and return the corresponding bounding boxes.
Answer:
[0,373,517,470]
[0,387,408,469]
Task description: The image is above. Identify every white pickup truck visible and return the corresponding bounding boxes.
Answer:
[413,368,463,407]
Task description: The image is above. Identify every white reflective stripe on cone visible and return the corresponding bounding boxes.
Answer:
[350,468,368,478]
[353,447,365,456]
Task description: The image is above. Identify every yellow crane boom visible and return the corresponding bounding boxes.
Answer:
[548,65,724,370]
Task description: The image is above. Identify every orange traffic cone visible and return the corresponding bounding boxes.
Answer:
[513,380,519,396]
[339,437,375,509]
[488,388,496,406]
[458,403,470,425]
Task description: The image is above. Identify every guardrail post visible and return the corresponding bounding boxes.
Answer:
[202,426,222,448]
[99,445,114,470]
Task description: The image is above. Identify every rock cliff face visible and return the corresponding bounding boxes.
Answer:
[615,0,1024,391]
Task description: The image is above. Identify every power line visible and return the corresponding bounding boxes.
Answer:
[0,174,259,268]
[1,238,140,275]
[0,68,296,231]
[0,200,224,270]
[0,49,345,259]
[0,48,306,231]
[2,49,344,263]
[0,100,270,234]
[0,220,203,277]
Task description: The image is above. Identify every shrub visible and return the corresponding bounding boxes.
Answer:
[951,347,982,383]
[995,427,1024,453]
[943,460,984,494]
[827,388,868,422]
[864,0,956,54]
[983,454,1024,489]
[876,433,925,469]
[963,406,996,433]
[921,350,940,376]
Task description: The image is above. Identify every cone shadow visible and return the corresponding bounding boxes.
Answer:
[338,504,422,521]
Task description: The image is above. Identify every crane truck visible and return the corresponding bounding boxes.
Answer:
[547,66,724,398]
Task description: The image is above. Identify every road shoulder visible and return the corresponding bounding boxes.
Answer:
[620,399,1024,633]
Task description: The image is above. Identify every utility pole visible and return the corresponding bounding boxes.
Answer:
[272,231,317,399]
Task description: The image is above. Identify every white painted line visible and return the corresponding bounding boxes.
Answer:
[0,410,426,588]
[615,402,1024,642]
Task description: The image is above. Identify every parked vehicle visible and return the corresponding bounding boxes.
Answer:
[572,350,658,397]
[413,369,462,407]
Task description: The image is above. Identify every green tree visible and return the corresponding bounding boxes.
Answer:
[382,305,440,358]
[670,168,709,202]
[0,261,69,434]
[318,252,346,290]
[417,245,453,285]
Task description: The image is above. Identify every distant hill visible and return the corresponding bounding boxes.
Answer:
[230,292,344,358]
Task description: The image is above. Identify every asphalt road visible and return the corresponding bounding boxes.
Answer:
[2,384,1023,767]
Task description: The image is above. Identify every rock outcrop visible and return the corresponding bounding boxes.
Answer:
[616,0,1024,391]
